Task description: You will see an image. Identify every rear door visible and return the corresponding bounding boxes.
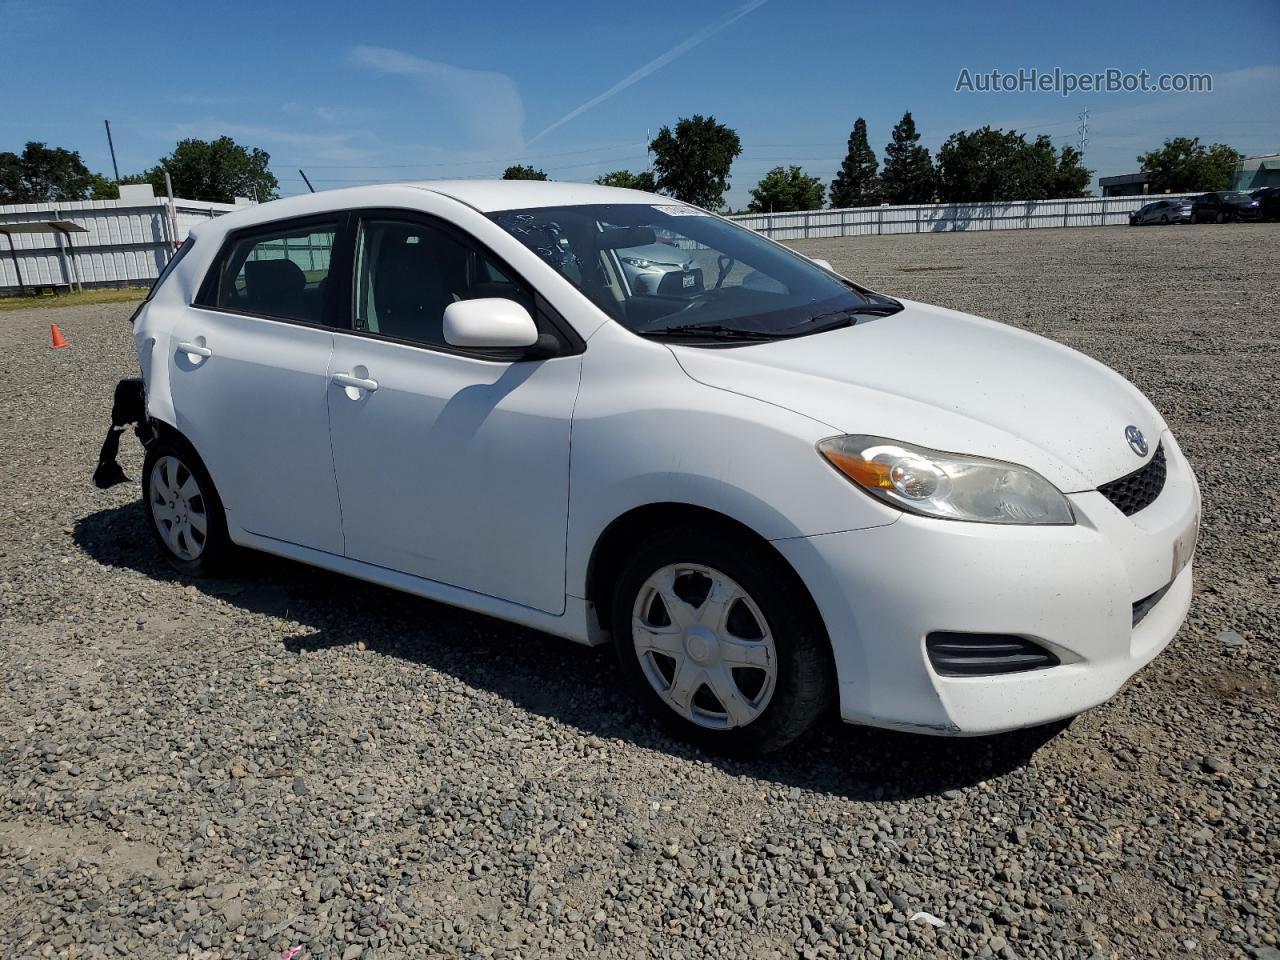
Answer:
[168,215,350,554]
[325,212,581,614]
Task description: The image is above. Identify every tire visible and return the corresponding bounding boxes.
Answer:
[141,433,232,576]
[1160,214,1169,225]
[1215,211,1225,224]
[612,527,834,755]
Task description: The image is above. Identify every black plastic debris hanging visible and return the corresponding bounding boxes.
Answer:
[93,378,145,489]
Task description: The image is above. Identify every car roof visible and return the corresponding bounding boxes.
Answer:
[422,179,663,212]
[184,180,679,244]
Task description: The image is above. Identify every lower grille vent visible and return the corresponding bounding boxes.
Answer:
[1132,582,1172,627]
[926,632,1060,677]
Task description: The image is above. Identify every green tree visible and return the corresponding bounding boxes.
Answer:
[0,152,21,203]
[936,127,1092,202]
[747,165,825,213]
[144,137,279,203]
[594,169,656,191]
[0,142,94,203]
[86,172,152,201]
[1136,137,1241,193]
[649,115,742,210]
[937,127,1017,201]
[503,164,548,180]
[880,112,935,204]
[829,117,881,208]
[1052,145,1093,198]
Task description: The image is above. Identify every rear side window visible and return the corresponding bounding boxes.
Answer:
[146,237,194,301]
[208,222,339,325]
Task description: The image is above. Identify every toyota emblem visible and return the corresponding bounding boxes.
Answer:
[1125,425,1148,457]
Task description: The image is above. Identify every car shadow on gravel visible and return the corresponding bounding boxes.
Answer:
[75,501,1068,801]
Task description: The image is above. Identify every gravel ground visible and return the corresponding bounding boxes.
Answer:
[1,223,1277,960]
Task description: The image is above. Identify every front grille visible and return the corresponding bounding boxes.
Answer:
[1098,443,1166,516]
[926,633,1060,677]
[1132,582,1172,627]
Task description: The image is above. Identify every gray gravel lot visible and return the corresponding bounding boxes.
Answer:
[1,223,1277,960]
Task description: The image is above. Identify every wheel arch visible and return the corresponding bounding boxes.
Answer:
[584,502,829,646]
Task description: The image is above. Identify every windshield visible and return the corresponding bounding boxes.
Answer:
[487,202,898,340]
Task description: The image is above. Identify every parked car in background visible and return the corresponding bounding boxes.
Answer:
[613,236,700,295]
[1251,187,1280,221]
[1128,198,1193,225]
[1191,191,1261,223]
[107,181,1201,755]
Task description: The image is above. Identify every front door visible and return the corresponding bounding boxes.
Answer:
[170,216,346,554]
[325,214,581,614]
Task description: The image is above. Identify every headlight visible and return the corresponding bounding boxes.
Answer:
[818,435,1075,525]
[620,256,655,269]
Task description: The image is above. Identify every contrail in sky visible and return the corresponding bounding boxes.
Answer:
[528,0,770,145]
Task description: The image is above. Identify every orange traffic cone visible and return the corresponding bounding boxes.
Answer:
[50,324,68,349]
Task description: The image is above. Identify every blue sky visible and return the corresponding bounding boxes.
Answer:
[4,0,1277,207]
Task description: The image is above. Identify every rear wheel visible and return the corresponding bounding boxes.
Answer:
[612,528,833,755]
[142,435,231,576]
[1215,211,1225,224]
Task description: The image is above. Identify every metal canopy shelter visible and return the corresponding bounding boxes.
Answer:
[0,220,90,296]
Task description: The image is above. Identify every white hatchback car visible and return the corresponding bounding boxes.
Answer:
[110,181,1200,754]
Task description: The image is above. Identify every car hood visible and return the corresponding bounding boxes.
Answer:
[669,299,1167,491]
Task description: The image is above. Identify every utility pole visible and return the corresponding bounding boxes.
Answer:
[1077,107,1089,159]
[163,170,179,258]
[104,120,120,182]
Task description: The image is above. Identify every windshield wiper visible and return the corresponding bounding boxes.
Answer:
[645,323,776,341]
[780,302,904,333]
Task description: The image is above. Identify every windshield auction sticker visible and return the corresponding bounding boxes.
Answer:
[651,205,709,217]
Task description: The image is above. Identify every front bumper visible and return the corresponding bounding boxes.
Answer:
[775,430,1200,735]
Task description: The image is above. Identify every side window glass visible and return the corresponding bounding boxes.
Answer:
[353,219,535,347]
[217,223,337,324]
[147,237,194,301]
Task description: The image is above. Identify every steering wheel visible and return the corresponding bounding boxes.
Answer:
[634,291,718,331]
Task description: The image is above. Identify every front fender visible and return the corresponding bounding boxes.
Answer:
[565,325,899,598]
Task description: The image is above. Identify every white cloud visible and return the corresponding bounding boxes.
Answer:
[529,0,770,144]
[349,45,525,153]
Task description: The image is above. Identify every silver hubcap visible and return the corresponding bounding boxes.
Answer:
[149,455,207,561]
[632,563,777,730]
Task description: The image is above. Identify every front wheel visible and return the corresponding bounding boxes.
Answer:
[1160,214,1169,224]
[612,529,834,755]
[142,436,232,576]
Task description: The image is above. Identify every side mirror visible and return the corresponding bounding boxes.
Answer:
[443,298,539,350]
[810,257,834,272]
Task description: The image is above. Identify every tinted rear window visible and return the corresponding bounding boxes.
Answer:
[145,237,194,301]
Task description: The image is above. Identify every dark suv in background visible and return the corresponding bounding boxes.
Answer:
[1191,191,1261,223]
[1250,187,1280,221]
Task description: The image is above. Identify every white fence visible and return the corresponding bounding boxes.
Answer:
[0,190,1202,292]
[729,194,1197,241]
[0,196,243,292]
